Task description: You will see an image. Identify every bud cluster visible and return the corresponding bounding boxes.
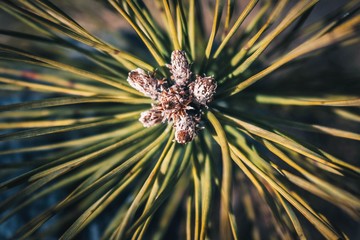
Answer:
[127,50,216,144]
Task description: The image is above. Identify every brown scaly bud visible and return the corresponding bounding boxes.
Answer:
[139,108,163,127]
[128,50,216,144]
[190,75,217,107]
[166,50,191,86]
[158,85,193,123]
[174,115,197,144]
[127,68,159,100]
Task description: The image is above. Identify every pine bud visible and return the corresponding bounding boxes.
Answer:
[139,108,163,127]
[174,115,197,144]
[167,50,191,86]
[128,51,216,144]
[127,68,159,99]
[190,75,217,107]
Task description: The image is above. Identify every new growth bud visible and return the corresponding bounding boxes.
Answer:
[139,108,163,127]
[190,75,217,107]
[174,115,197,144]
[128,51,216,144]
[127,68,159,100]
[166,50,191,86]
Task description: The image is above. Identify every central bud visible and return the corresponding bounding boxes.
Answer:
[127,50,217,144]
